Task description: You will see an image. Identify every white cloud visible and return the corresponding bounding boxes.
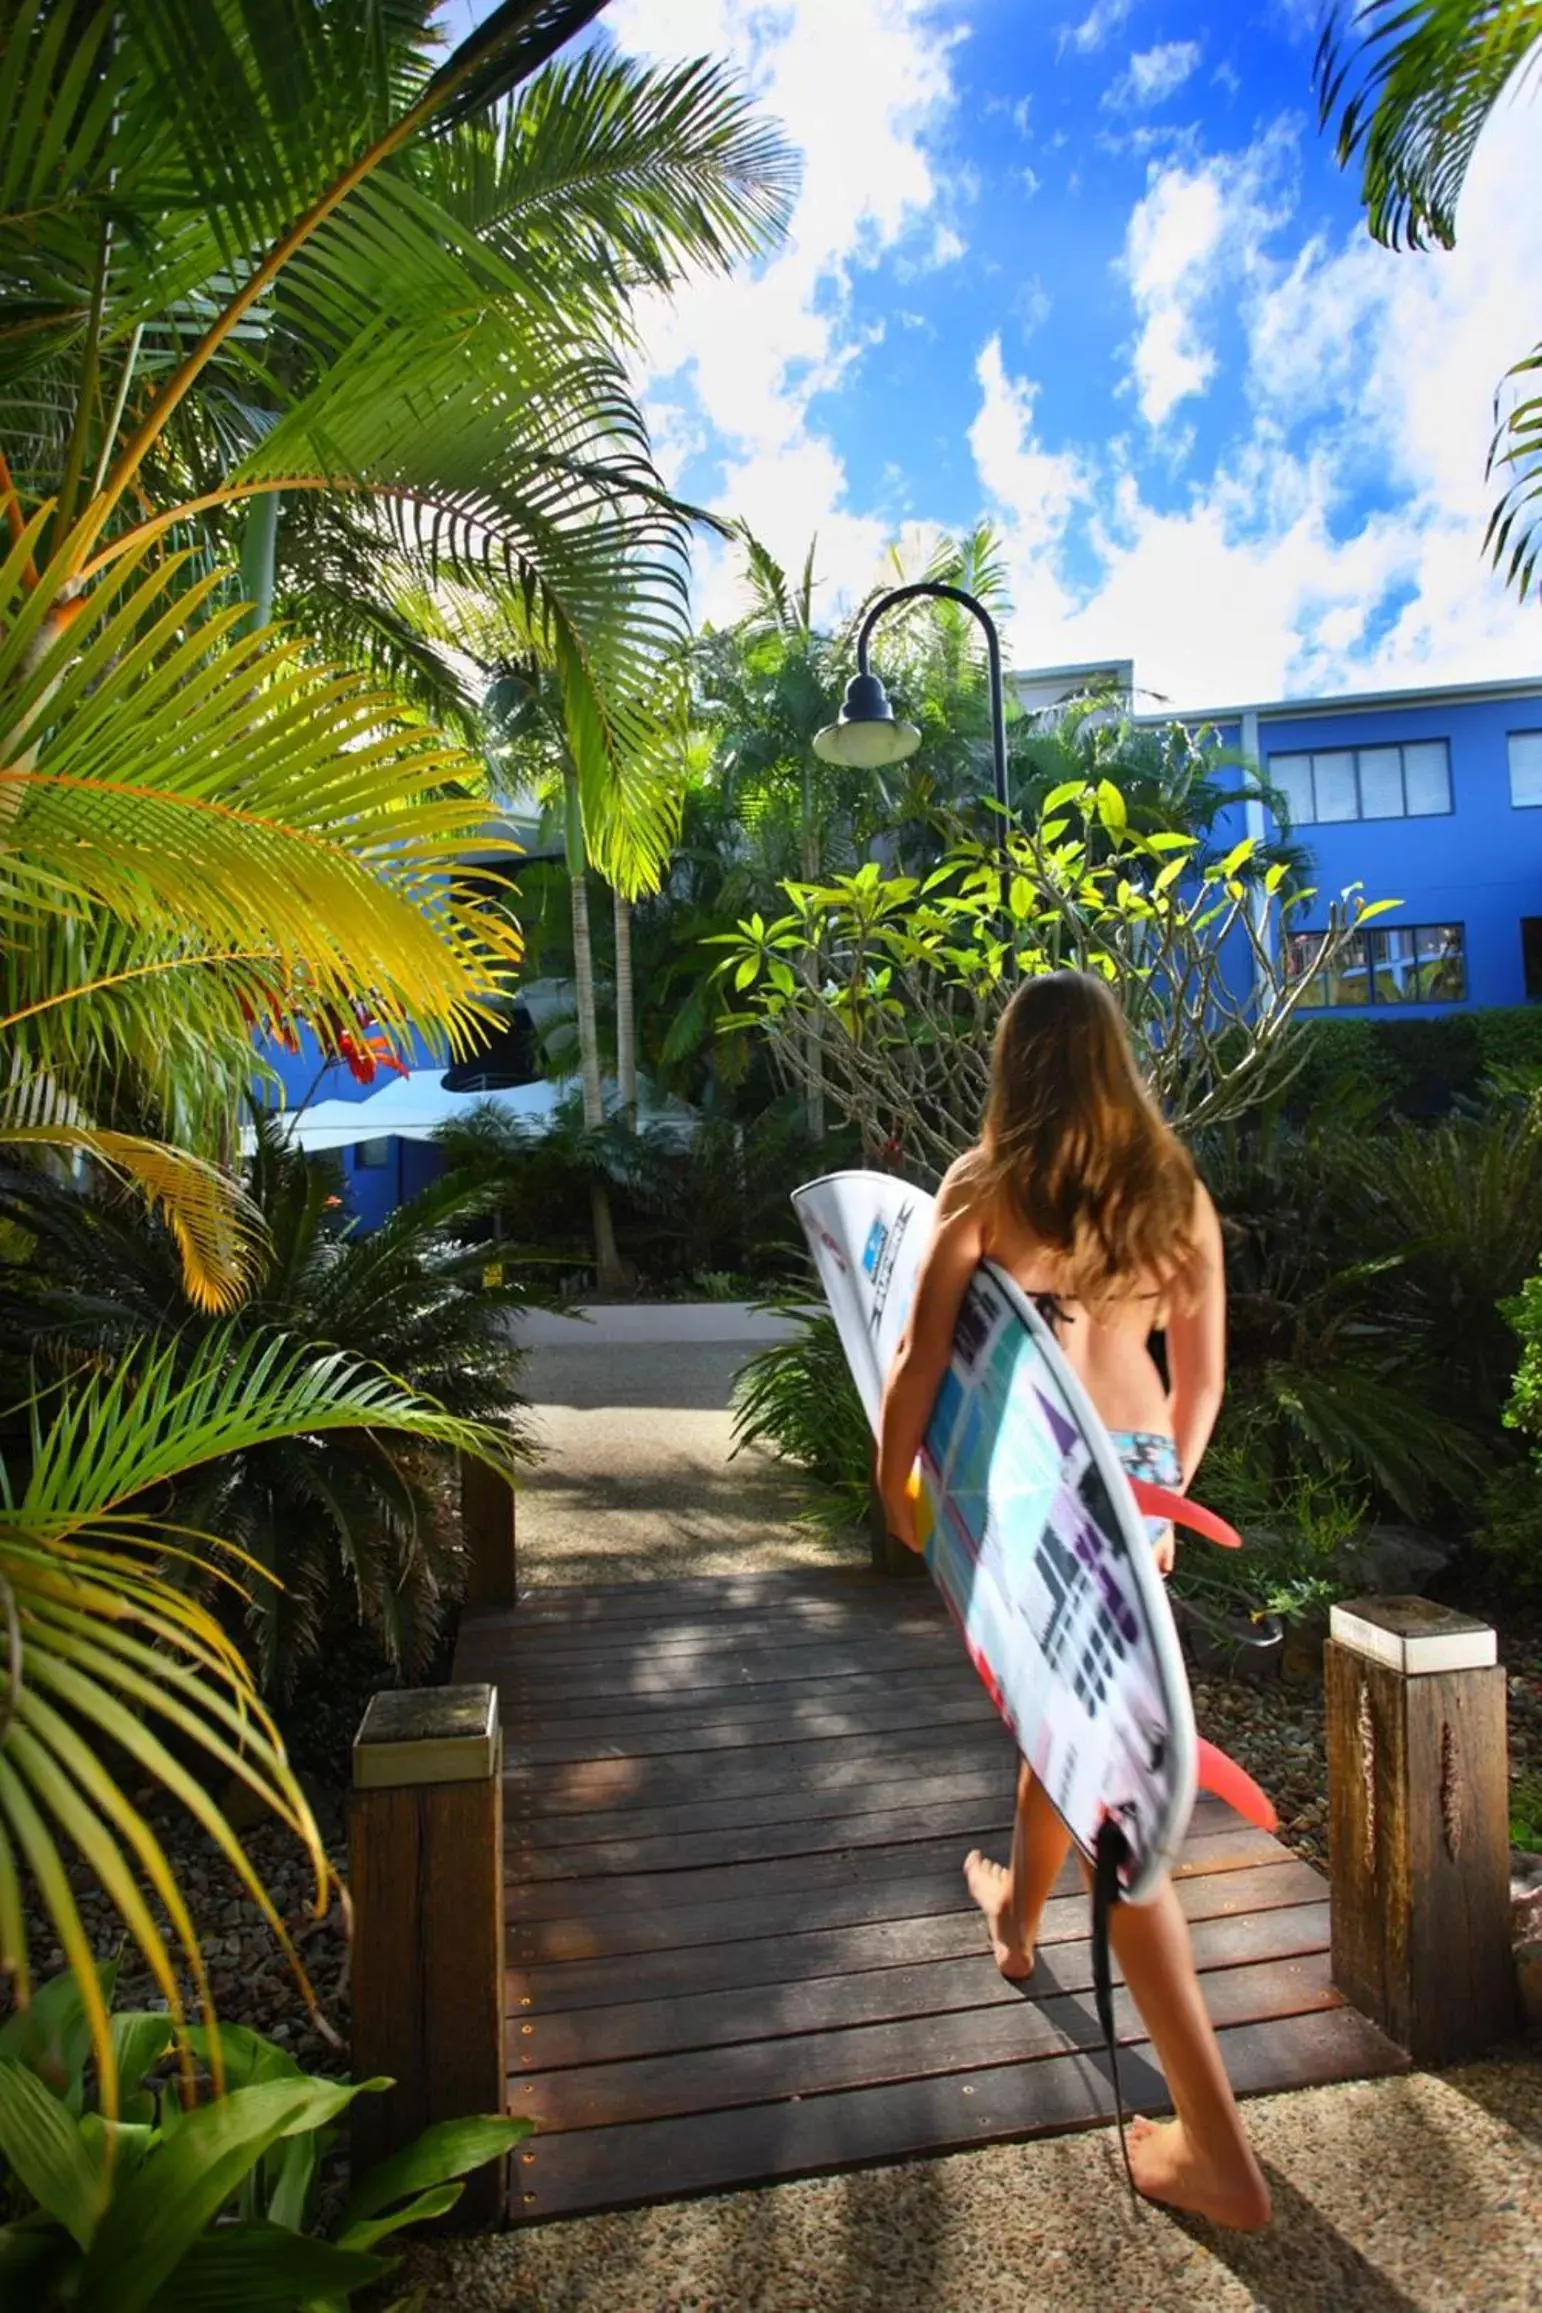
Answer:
[606,0,964,621]
[971,97,1542,708]
[1123,128,1294,425]
[1061,0,1137,55]
[1105,40,1202,112]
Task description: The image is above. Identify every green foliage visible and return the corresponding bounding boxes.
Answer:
[1512,1767,1542,1851]
[0,1969,529,2310]
[436,1096,831,1293]
[0,1115,536,1694]
[1497,1266,1542,1589]
[720,783,1386,1177]
[730,1312,871,1536]
[1316,1,1542,596]
[1174,1421,1372,1623]
[1286,1007,1542,1119]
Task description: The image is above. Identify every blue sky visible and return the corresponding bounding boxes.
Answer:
[458,0,1542,711]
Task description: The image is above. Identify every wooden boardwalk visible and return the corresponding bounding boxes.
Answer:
[454,1567,1405,2226]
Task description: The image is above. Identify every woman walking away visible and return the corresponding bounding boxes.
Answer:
[875,970,1271,2231]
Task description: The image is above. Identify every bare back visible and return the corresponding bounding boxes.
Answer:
[941,1148,1226,1468]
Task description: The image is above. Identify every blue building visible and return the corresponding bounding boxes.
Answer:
[1021,662,1542,1016]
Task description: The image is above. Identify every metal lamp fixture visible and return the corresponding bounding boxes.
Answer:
[811,580,1009,832]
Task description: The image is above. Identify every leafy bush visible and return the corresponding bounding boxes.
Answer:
[0,1969,527,2309]
[1174,1421,1371,1623]
[436,1097,833,1295]
[730,1311,871,1534]
[1288,1008,1542,1120]
[0,1116,537,1695]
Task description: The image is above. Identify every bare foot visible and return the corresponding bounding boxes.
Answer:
[963,1850,1034,1980]
[1126,2116,1272,2231]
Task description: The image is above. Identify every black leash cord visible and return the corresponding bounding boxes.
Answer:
[1092,1818,1139,2207]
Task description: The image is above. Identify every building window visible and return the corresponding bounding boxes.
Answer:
[1268,739,1452,825]
[1285,922,1466,1008]
[1523,918,1542,1000]
[354,1137,391,1169]
[1510,730,1542,808]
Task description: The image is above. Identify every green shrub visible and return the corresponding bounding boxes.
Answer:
[0,1116,537,1695]
[1176,1419,1371,1622]
[0,1970,527,2309]
[730,1310,870,1534]
[1287,1007,1542,1119]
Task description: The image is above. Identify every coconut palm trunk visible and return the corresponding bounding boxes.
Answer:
[564,763,626,1290]
[614,885,637,1126]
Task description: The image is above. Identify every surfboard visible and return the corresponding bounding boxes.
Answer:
[793,1168,1261,1903]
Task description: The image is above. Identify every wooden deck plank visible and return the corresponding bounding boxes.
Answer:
[511,1761,1017,1849]
[453,1569,1396,2228]
[510,2008,1406,2224]
[507,1721,1010,1814]
[508,1858,1327,2016]
[517,1791,1240,1885]
[515,1899,1332,2069]
[507,1828,1292,1965]
[505,1660,978,1729]
[515,1951,1342,2133]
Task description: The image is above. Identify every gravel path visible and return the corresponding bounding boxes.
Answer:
[402,2059,1541,2312]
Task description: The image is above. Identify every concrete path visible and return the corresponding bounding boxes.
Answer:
[512,1340,869,1589]
[420,1339,1542,2311]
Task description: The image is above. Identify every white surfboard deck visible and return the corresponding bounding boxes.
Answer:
[793,1169,1197,1904]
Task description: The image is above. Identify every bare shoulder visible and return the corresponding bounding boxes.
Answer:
[934,1149,990,1247]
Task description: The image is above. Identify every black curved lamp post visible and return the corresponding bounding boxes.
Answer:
[811,580,1009,834]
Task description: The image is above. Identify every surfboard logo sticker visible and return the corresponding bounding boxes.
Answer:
[863,1200,915,1328]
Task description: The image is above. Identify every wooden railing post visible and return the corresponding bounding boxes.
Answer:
[350,1684,507,2229]
[1326,1596,1516,2065]
[460,1449,518,1613]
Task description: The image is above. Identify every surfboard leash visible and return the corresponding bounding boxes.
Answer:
[1092,1818,1140,2209]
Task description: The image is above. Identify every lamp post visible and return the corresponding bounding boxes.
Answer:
[811,581,1009,837]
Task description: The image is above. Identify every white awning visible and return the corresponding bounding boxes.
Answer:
[246,1070,693,1153]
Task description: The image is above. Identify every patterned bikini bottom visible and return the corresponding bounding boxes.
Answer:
[1107,1428,1180,1542]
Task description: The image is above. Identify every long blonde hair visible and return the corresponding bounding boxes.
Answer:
[967,971,1198,1305]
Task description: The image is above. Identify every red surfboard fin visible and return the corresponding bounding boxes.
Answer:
[1195,1737,1278,1833]
[1128,1481,1241,1549]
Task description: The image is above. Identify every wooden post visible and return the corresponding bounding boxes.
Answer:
[1326,1596,1516,2065]
[460,1449,517,1614]
[350,1684,507,2229]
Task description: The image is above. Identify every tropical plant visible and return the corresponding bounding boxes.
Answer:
[1316,0,1542,595]
[719,781,1390,1178]
[730,1310,871,1536]
[0,0,750,2092]
[435,1093,825,1292]
[1009,698,1307,886]
[0,1115,538,1694]
[0,1966,528,2310]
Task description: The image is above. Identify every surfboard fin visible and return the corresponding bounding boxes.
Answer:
[1194,1738,1278,1833]
[1127,1481,1241,1549]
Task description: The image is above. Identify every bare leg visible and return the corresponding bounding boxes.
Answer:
[1108,1875,1271,2230]
[964,1758,1073,1981]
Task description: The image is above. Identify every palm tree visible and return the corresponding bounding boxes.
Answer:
[1315,1,1542,594]
[0,0,791,2092]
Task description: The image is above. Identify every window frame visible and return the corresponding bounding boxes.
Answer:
[1284,920,1467,1010]
[1509,728,1542,810]
[1266,737,1453,827]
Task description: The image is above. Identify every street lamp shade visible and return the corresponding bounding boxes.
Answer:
[811,670,922,769]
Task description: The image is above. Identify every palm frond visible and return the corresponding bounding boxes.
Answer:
[1315,1,1542,249]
